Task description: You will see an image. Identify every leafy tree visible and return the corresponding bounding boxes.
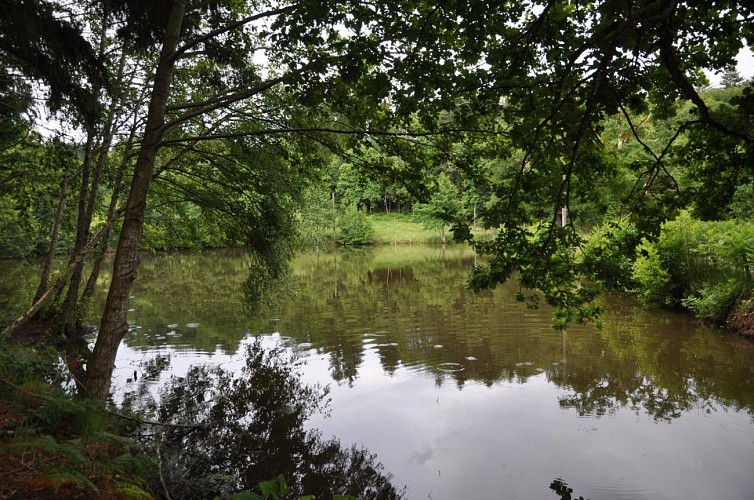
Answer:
[333,144,416,214]
[4,0,409,399]
[0,64,33,151]
[297,184,337,250]
[0,136,77,259]
[727,182,754,219]
[675,85,754,220]
[336,161,384,212]
[414,173,465,244]
[383,0,754,325]
[7,0,754,397]
[0,0,106,124]
[579,219,641,292]
[22,0,427,399]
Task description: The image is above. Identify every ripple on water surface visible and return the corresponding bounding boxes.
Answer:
[585,482,662,500]
[436,362,465,373]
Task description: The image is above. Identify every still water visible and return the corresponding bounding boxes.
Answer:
[5,245,754,499]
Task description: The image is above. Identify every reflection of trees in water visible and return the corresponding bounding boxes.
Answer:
[558,373,701,421]
[281,249,754,421]
[97,250,259,353]
[129,340,403,499]
[0,260,39,325]
[329,347,362,385]
[280,247,493,385]
[549,477,589,500]
[552,322,754,421]
[87,247,754,426]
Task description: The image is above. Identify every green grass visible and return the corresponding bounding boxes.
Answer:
[366,212,498,245]
[367,213,442,244]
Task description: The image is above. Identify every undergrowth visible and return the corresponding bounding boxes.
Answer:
[0,334,155,499]
[632,212,754,334]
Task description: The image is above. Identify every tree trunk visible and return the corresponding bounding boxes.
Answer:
[61,52,128,334]
[11,216,118,333]
[33,175,70,303]
[59,134,94,327]
[332,191,337,242]
[81,124,137,308]
[84,0,187,400]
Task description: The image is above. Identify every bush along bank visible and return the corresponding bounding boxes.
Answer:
[632,211,754,337]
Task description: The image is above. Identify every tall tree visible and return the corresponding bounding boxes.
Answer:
[414,172,465,244]
[7,0,754,398]
[82,0,405,399]
[721,66,745,88]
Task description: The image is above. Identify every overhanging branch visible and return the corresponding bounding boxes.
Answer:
[161,77,285,132]
[159,125,503,146]
[173,4,299,61]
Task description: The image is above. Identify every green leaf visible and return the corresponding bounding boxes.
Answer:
[259,474,288,499]
[231,491,262,500]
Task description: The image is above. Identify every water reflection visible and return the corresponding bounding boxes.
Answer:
[4,246,754,498]
[238,248,754,424]
[550,478,589,500]
[127,339,403,499]
[0,259,40,326]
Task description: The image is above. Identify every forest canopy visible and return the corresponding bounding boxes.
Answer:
[1,0,753,399]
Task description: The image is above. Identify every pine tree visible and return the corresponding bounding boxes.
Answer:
[721,66,744,88]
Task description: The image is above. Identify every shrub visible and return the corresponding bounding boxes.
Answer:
[632,211,754,328]
[682,279,749,323]
[337,205,374,245]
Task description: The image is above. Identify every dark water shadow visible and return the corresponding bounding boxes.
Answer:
[124,338,404,499]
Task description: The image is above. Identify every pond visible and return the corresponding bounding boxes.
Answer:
[4,245,754,499]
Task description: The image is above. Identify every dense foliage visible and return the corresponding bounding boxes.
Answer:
[336,205,375,246]
[1,0,754,400]
[633,212,754,332]
[579,219,643,293]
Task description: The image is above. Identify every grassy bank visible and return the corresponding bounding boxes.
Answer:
[367,213,442,244]
[365,212,495,245]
